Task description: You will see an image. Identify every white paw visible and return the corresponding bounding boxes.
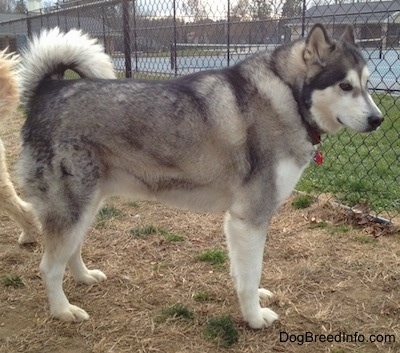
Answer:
[52,304,89,322]
[258,288,274,299]
[247,308,279,329]
[18,231,37,244]
[75,269,107,285]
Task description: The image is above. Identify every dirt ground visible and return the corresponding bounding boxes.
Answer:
[1,113,400,353]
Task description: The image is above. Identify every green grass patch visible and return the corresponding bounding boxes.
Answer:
[160,303,194,321]
[292,194,314,209]
[353,235,378,244]
[162,231,184,242]
[309,221,329,229]
[129,225,184,242]
[197,249,228,267]
[96,205,123,228]
[127,201,140,208]
[3,275,24,288]
[130,225,159,237]
[297,93,400,216]
[204,315,239,347]
[131,72,171,80]
[329,224,351,234]
[193,290,212,302]
[97,205,123,221]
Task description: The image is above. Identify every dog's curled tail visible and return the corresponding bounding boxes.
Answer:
[0,49,20,118]
[19,27,116,106]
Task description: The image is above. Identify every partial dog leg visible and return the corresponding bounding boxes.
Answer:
[224,211,279,329]
[67,197,106,285]
[68,242,107,285]
[40,201,104,322]
[40,238,89,322]
[15,202,40,244]
[0,140,40,243]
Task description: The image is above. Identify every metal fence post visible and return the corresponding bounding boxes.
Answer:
[227,0,231,66]
[133,0,138,72]
[301,0,306,37]
[122,0,132,78]
[77,7,80,28]
[101,7,106,52]
[26,12,31,38]
[172,0,178,76]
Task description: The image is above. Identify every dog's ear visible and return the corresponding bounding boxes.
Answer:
[304,24,333,67]
[340,24,356,44]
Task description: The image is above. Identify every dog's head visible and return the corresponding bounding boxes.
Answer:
[302,24,383,134]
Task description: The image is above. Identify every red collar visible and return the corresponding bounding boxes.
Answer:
[302,118,324,165]
[303,119,321,145]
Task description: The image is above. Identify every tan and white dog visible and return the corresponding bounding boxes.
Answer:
[0,50,40,244]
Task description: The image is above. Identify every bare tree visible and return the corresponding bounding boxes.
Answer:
[182,0,209,21]
[269,0,284,17]
[231,0,250,19]
[43,0,54,8]
[0,0,16,13]
[14,0,26,13]
[252,0,272,19]
[231,0,272,20]
[281,0,302,18]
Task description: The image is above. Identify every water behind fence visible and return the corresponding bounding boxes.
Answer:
[0,0,399,220]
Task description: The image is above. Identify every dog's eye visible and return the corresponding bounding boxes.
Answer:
[339,82,353,91]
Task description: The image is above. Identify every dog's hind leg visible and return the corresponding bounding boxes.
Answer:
[68,242,107,285]
[40,195,105,322]
[0,140,40,244]
[224,210,279,329]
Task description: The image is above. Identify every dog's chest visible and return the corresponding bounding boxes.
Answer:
[274,157,309,204]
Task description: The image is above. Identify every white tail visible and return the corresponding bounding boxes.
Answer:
[19,27,116,106]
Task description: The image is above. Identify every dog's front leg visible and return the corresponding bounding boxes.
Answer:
[224,211,278,329]
[40,247,90,322]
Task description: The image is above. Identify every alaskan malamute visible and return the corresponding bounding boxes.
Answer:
[17,23,383,328]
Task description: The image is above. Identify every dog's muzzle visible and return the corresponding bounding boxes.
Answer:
[368,114,384,130]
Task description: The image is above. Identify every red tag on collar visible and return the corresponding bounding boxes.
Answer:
[313,150,324,165]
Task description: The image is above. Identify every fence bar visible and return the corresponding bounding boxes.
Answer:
[132,0,138,73]
[301,0,306,37]
[26,13,31,38]
[172,0,177,76]
[122,0,132,78]
[227,0,231,67]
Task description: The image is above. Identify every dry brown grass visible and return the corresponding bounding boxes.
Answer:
[1,111,400,353]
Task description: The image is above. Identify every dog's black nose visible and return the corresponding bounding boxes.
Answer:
[368,114,384,130]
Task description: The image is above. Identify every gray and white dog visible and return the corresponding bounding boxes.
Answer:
[18,23,383,328]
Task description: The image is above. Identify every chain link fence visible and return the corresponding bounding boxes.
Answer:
[0,0,398,221]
